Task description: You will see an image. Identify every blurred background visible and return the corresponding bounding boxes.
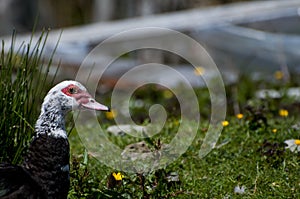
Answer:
[1,0,300,88]
[0,0,252,33]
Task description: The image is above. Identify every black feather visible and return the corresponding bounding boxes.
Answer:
[0,163,46,198]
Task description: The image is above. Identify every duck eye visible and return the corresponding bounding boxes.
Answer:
[69,87,77,94]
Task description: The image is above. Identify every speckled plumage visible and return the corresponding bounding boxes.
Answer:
[22,134,70,198]
[0,80,109,199]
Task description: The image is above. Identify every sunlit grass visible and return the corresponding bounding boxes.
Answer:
[68,79,300,198]
[0,32,299,198]
[0,31,58,164]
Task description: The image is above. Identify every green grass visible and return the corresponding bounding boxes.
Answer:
[0,33,299,198]
[68,77,300,198]
[0,31,58,163]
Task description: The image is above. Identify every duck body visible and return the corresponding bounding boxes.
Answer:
[1,135,69,198]
[0,80,109,198]
[22,134,70,198]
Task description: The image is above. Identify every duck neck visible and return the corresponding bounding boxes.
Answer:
[35,99,68,138]
[23,101,70,197]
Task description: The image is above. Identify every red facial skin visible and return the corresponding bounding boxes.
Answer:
[61,84,91,105]
[61,84,110,111]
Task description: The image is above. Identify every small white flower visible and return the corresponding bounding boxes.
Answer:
[234,185,246,194]
[284,139,300,152]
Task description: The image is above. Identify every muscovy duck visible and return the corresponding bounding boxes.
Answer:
[0,80,109,199]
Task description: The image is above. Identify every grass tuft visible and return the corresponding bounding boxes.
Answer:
[0,30,58,164]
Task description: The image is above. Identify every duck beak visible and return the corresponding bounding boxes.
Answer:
[81,98,110,111]
[74,91,110,111]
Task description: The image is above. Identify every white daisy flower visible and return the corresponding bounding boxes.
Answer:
[284,139,300,152]
[234,185,246,194]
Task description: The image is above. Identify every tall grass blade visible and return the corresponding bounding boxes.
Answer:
[0,31,59,164]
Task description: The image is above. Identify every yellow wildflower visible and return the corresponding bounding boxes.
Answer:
[112,172,124,181]
[194,66,205,76]
[295,139,300,146]
[272,129,277,133]
[105,109,117,120]
[274,70,284,80]
[236,113,243,119]
[163,90,173,99]
[279,109,288,117]
[222,120,229,127]
[173,119,180,126]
